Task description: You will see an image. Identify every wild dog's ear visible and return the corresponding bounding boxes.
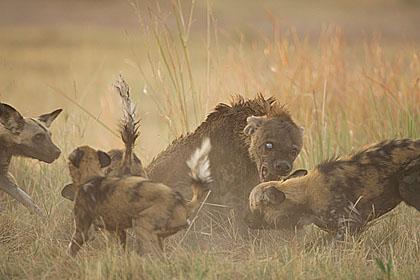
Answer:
[263,187,286,205]
[68,148,84,168]
[61,183,76,201]
[244,115,267,136]
[38,109,63,128]
[283,169,308,181]
[97,150,111,168]
[0,103,25,134]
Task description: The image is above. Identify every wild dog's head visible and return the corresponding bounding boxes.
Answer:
[0,103,62,163]
[247,169,310,230]
[62,146,111,200]
[244,104,304,182]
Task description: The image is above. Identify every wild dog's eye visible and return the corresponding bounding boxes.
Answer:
[265,142,273,150]
[33,133,45,142]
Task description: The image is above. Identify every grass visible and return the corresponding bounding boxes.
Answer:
[0,1,420,279]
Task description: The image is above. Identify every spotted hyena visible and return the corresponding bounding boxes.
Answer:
[249,139,420,238]
[0,103,62,216]
[66,139,212,256]
[146,95,303,231]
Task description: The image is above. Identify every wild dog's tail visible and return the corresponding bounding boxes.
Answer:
[113,74,140,176]
[186,138,212,215]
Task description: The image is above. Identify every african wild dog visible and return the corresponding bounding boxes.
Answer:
[66,139,212,256]
[146,95,303,231]
[61,75,146,201]
[249,139,420,238]
[0,103,62,216]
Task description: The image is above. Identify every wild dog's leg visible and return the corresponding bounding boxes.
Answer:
[132,218,161,255]
[117,230,127,249]
[399,158,420,211]
[103,228,127,250]
[335,211,365,240]
[158,236,164,251]
[0,173,45,217]
[68,208,93,257]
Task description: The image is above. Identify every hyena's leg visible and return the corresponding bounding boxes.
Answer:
[399,159,420,211]
[68,209,93,257]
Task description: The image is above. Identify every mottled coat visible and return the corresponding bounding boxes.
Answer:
[61,76,147,201]
[0,103,62,216]
[67,141,211,256]
[249,139,420,237]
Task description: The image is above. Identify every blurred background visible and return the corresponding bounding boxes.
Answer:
[0,0,419,163]
[1,2,420,278]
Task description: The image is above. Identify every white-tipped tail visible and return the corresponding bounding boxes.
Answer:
[113,74,140,175]
[114,74,137,128]
[187,138,212,185]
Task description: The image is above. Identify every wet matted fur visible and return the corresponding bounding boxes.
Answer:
[146,95,303,230]
[249,139,420,238]
[66,140,211,256]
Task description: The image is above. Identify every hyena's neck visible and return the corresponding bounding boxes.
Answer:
[0,145,12,175]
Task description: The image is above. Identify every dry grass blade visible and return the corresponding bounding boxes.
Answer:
[169,190,212,258]
[47,83,119,138]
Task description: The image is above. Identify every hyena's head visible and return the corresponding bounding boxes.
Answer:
[0,103,62,163]
[62,146,111,201]
[247,169,309,230]
[244,112,304,182]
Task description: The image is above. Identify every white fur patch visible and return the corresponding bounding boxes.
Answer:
[186,138,212,184]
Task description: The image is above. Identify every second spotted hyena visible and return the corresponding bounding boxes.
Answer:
[249,139,420,238]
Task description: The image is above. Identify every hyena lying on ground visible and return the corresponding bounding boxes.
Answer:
[61,75,146,201]
[146,95,303,231]
[249,139,420,238]
[0,103,62,216]
[67,139,212,256]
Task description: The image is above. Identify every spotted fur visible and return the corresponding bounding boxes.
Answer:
[67,140,211,256]
[249,139,420,237]
[0,103,62,216]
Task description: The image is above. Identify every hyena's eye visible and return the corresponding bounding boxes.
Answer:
[33,133,46,143]
[290,148,298,158]
[264,142,273,151]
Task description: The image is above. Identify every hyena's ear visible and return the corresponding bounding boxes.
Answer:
[97,150,111,168]
[283,169,308,181]
[0,103,25,134]
[244,115,267,136]
[61,183,76,201]
[38,109,63,128]
[68,148,84,168]
[263,187,286,205]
